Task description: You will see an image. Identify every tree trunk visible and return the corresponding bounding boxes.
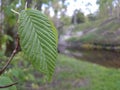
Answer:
[36,1,42,11]
[26,0,32,8]
[26,0,42,10]
[5,26,15,56]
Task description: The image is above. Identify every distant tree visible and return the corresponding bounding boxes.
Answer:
[26,0,54,10]
[71,9,85,24]
[113,0,120,19]
[87,13,97,21]
[97,0,120,19]
[96,0,113,18]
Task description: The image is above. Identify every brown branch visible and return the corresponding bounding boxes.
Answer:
[0,82,18,88]
[0,34,20,75]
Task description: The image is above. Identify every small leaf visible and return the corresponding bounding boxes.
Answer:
[18,9,58,80]
[0,76,17,90]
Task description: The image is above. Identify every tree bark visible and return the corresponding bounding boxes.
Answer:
[5,26,15,56]
[36,0,42,11]
[26,0,32,8]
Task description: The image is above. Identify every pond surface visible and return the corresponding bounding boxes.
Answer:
[67,49,120,68]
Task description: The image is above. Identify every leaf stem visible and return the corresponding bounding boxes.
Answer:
[11,9,20,15]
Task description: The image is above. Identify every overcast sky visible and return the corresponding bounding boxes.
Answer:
[66,0,99,16]
[0,0,98,16]
[47,0,99,17]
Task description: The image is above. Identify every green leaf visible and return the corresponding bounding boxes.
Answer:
[18,9,58,80]
[0,76,17,90]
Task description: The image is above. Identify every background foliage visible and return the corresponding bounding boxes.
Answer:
[1,0,120,90]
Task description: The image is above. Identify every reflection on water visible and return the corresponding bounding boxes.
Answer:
[69,49,120,68]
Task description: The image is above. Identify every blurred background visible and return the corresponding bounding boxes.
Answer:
[0,0,120,90]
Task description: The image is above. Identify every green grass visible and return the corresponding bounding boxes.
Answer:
[9,53,120,90]
[46,54,120,90]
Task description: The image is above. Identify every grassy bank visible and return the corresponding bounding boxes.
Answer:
[67,18,120,45]
[47,54,120,90]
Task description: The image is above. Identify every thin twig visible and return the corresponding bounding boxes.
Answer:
[0,82,18,88]
[11,9,20,15]
[0,34,19,75]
